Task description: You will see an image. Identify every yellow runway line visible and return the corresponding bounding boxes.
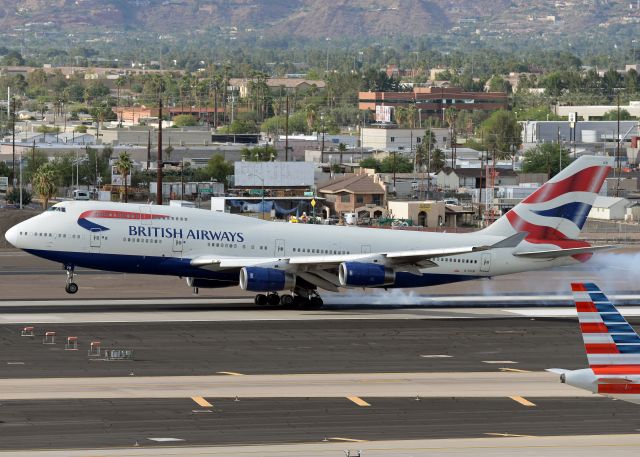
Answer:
[347,396,371,407]
[216,371,244,376]
[327,437,368,442]
[485,432,537,438]
[191,396,213,408]
[510,396,537,407]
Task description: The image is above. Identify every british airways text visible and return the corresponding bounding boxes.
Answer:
[129,226,245,242]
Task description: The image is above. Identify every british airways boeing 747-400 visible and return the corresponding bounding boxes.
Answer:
[4,155,614,307]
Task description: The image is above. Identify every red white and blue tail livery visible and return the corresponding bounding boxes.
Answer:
[549,283,640,404]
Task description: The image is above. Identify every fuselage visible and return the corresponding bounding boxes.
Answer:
[5,201,578,290]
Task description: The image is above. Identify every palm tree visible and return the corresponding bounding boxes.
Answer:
[305,104,317,133]
[115,76,125,106]
[338,142,347,167]
[32,163,57,209]
[114,152,133,203]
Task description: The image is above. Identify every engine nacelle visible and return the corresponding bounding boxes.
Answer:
[186,277,231,289]
[338,262,395,287]
[239,267,296,292]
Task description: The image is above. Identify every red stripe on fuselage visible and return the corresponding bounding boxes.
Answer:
[571,283,587,292]
[598,383,640,394]
[575,302,597,312]
[78,210,168,221]
[581,323,609,333]
[522,166,611,204]
[592,365,640,375]
[585,343,620,354]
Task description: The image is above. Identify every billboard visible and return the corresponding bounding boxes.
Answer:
[234,162,315,187]
[375,105,392,123]
[0,177,8,192]
[111,166,132,186]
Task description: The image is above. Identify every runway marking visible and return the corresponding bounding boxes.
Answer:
[500,368,531,373]
[483,360,518,364]
[191,409,213,413]
[6,362,24,365]
[216,371,244,376]
[347,396,371,407]
[327,437,368,443]
[146,437,185,442]
[484,433,537,438]
[510,396,537,407]
[191,396,213,408]
[420,354,453,358]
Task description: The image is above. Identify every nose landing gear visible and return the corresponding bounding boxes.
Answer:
[64,264,78,294]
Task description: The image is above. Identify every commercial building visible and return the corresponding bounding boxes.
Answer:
[359,87,508,119]
[387,200,445,228]
[361,127,450,151]
[555,101,640,121]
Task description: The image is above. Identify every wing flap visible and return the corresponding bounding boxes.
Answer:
[513,245,614,259]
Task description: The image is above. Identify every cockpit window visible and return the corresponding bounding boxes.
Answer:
[47,206,66,213]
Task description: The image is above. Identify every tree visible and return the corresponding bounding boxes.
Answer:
[480,110,522,160]
[197,154,233,185]
[32,163,58,209]
[487,75,512,93]
[114,152,133,202]
[241,145,277,162]
[379,154,414,173]
[430,148,446,173]
[522,143,573,177]
[338,142,347,165]
[601,109,635,121]
[173,114,198,127]
[359,157,380,171]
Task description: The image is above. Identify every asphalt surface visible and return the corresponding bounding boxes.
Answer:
[0,397,637,450]
[0,318,605,378]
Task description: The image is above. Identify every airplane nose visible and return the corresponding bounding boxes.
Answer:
[4,224,19,247]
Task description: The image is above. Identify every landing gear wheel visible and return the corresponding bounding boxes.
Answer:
[64,264,77,294]
[255,294,268,306]
[293,296,307,307]
[267,293,280,306]
[280,294,294,307]
[309,297,323,308]
[65,283,78,294]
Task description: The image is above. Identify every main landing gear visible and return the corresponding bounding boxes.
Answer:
[253,288,323,308]
[64,264,78,294]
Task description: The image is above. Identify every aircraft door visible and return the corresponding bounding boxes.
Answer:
[140,205,152,226]
[172,237,184,254]
[274,239,285,257]
[90,228,101,249]
[480,253,491,273]
[361,245,371,254]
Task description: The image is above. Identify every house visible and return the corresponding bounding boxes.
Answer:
[318,172,386,219]
[387,200,445,228]
[229,78,326,99]
[588,196,630,220]
[436,167,518,191]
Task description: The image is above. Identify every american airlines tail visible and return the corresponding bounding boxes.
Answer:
[481,155,613,255]
[549,283,640,405]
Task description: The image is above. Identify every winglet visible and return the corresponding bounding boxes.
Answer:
[488,231,528,249]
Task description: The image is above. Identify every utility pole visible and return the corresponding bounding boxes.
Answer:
[147,129,151,170]
[11,97,15,188]
[320,113,325,164]
[615,92,621,197]
[156,98,163,205]
[285,94,289,162]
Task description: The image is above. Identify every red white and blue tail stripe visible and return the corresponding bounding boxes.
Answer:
[482,156,613,254]
[572,282,640,374]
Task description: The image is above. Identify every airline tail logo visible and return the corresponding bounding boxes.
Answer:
[77,210,168,232]
[572,282,640,375]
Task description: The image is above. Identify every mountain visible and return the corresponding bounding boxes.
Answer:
[0,0,635,42]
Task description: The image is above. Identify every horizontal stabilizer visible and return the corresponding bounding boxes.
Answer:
[513,245,614,259]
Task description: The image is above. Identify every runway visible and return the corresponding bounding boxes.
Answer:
[3,250,640,455]
[0,396,636,451]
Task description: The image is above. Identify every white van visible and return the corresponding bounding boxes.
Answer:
[73,190,90,201]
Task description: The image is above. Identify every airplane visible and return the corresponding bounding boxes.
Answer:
[4,155,613,308]
[549,282,640,404]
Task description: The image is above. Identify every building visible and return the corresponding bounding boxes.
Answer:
[361,127,450,151]
[358,87,508,120]
[521,121,640,146]
[555,101,640,121]
[387,200,445,228]
[436,167,520,191]
[588,196,631,220]
[318,172,386,218]
[229,78,326,99]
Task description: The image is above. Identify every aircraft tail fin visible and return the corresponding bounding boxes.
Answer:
[571,282,640,375]
[480,156,613,246]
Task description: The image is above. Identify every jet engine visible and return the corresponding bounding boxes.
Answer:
[338,262,395,287]
[239,267,296,292]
